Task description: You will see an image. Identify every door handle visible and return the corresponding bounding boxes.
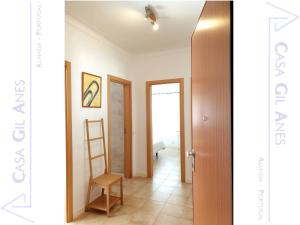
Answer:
[202,115,208,121]
[187,149,195,172]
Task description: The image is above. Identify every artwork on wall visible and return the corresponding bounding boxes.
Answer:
[82,72,102,108]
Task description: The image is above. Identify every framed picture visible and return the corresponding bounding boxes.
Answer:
[82,72,102,108]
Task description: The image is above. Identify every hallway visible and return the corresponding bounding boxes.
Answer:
[71,176,192,225]
[153,147,181,181]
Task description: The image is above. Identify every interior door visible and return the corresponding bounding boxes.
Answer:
[191,2,232,225]
[123,84,132,178]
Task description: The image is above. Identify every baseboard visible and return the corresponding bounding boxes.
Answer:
[73,207,86,222]
[132,172,147,178]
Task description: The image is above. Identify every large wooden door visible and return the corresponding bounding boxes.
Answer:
[191,2,232,225]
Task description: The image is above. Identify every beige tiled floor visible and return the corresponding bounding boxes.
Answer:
[70,148,192,225]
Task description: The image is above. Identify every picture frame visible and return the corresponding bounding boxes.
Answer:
[82,72,102,108]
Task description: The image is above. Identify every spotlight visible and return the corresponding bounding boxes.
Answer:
[145,5,159,31]
[153,23,159,31]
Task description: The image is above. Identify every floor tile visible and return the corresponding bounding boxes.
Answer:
[72,148,193,225]
[129,211,159,225]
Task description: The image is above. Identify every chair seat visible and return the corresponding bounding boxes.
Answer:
[93,174,122,187]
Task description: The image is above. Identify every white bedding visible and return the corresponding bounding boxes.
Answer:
[153,141,166,154]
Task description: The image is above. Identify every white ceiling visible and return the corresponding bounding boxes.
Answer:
[65,1,205,54]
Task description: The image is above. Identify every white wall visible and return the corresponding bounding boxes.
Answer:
[65,15,131,217]
[129,48,192,182]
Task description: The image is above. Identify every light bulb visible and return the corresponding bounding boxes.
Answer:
[153,23,159,31]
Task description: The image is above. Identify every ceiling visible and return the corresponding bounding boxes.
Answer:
[65,1,205,54]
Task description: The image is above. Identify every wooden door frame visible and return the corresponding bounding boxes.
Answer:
[65,61,73,222]
[107,75,132,178]
[146,78,185,182]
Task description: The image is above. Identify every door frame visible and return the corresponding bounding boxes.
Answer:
[107,75,132,178]
[146,78,185,182]
[65,61,73,222]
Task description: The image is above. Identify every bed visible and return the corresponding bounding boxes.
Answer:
[153,141,166,160]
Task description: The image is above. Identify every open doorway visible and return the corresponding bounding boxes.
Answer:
[107,75,132,178]
[152,83,180,180]
[146,78,185,182]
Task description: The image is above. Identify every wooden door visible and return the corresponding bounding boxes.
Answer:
[123,84,132,178]
[191,2,232,225]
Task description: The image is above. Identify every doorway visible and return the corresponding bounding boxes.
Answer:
[146,78,185,182]
[107,75,132,178]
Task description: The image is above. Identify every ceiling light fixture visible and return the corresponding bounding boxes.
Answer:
[145,5,159,31]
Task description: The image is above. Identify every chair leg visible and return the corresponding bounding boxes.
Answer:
[120,178,123,205]
[85,178,92,211]
[106,186,110,216]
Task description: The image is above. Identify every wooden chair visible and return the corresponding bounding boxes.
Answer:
[85,119,123,216]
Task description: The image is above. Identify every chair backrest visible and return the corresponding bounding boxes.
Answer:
[85,118,107,178]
